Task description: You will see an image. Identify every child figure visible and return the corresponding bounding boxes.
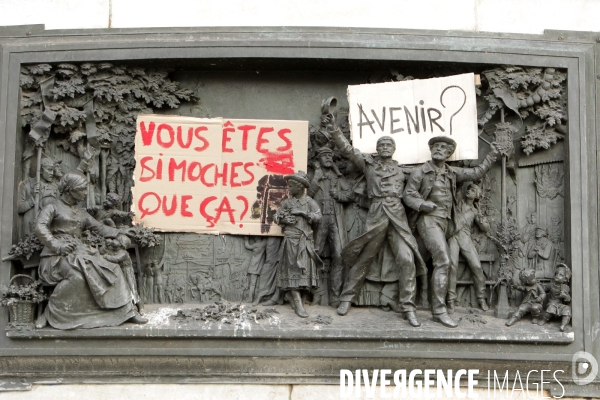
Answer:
[538,263,572,331]
[506,268,546,327]
[104,235,141,309]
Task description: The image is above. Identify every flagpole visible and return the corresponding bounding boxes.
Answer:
[495,107,510,319]
[33,76,57,215]
[34,147,42,216]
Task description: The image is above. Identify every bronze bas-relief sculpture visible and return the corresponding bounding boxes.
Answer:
[327,123,426,327]
[446,183,491,314]
[403,137,499,327]
[18,158,59,237]
[4,61,571,335]
[274,171,322,318]
[34,173,147,329]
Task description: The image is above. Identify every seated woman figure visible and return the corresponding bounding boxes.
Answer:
[34,172,147,329]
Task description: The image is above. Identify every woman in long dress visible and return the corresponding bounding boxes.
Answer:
[274,171,322,318]
[35,172,147,329]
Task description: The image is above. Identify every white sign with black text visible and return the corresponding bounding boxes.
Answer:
[347,73,479,164]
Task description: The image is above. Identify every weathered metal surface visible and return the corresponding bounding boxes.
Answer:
[0,26,596,393]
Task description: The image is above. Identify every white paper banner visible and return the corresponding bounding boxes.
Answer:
[347,73,479,164]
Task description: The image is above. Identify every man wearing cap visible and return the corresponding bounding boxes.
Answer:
[403,136,499,327]
[307,146,348,306]
[326,118,426,327]
[18,157,60,236]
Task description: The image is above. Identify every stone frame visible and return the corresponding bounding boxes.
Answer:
[0,26,598,396]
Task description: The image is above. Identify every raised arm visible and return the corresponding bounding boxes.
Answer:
[453,147,499,184]
[328,128,366,173]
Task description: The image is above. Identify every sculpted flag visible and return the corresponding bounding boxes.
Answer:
[132,115,308,235]
[347,73,479,164]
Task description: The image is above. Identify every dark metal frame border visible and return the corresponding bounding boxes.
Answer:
[0,26,597,393]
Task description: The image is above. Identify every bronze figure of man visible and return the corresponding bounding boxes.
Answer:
[403,136,499,327]
[328,118,426,327]
[307,147,347,306]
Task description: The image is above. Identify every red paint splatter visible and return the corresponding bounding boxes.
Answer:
[259,151,295,174]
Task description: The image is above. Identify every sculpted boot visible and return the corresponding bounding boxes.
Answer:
[432,313,458,328]
[263,289,282,306]
[560,316,571,332]
[129,312,149,324]
[402,311,421,327]
[337,301,351,316]
[478,298,489,311]
[447,300,455,314]
[537,312,551,326]
[505,314,520,327]
[35,310,48,329]
[310,293,322,306]
[291,290,308,318]
[381,295,401,313]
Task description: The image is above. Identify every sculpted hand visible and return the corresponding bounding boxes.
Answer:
[283,215,297,225]
[420,201,438,213]
[57,240,76,255]
[33,183,41,195]
[86,205,100,215]
[290,209,308,218]
[329,189,340,201]
[490,142,499,156]
[322,113,336,130]
[121,227,137,238]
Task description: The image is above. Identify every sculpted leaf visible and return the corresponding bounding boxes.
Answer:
[484,94,503,111]
[19,74,35,89]
[21,90,42,108]
[21,107,43,128]
[98,62,114,70]
[58,105,87,127]
[57,139,79,155]
[521,123,564,155]
[26,63,52,75]
[80,63,98,75]
[69,129,86,143]
[56,63,79,77]
[50,77,86,99]
[534,100,566,126]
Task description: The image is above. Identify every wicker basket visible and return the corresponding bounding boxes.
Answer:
[8,300,36,324]
[5,274,38,325]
